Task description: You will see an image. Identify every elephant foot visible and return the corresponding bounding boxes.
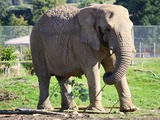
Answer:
[87,106,105,112]
[37,99,53,110]
[87,102,105,112]
[61,100,78,111]
[120,97,137,112]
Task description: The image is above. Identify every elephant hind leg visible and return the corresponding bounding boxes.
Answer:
[37,74,53,110]
[56,76,77,110]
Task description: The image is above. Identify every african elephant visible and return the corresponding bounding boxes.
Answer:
[30,4,136,112]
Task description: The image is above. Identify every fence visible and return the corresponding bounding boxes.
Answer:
[0,26,160,58]
[134,26,160,58]
[0,60,33,77]
[0,26,33,45]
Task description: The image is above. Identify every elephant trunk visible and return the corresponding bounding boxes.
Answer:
[103,32,133,85]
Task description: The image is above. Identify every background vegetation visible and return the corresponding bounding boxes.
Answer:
[0,0,160,26]
[115,0,160,25]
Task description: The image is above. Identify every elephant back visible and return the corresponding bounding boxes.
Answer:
[37,6,80,35]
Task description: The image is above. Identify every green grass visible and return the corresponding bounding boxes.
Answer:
[0,58,160,113]
[127,59,160,110]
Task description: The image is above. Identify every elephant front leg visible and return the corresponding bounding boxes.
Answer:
[102,55,136,112]
[85,63,105,112]
[56,76,77,110]
[37,75,53,110]
[114,76,137,112]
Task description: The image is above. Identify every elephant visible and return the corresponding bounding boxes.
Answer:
[30,4,137,112]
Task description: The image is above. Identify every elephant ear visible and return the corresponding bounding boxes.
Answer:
[78,8,100,50]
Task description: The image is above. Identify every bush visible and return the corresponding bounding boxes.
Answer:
[0,45,17,61]
[0,45,18,68]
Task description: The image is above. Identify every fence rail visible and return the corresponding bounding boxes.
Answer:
[0,58,159,78]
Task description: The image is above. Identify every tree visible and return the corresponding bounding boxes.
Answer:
[115,0,160,25]
[8,6,33,25]
[8,14,28,26]
[12,0,24,5]
[32,0,66,24]
[0,1,30,26]
[80,0,105,8]
[0,1,11,25]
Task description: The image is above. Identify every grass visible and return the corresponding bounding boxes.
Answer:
[0,58,160,118]
[127,59,160,110]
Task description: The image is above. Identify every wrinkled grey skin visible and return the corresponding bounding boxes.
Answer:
[30,4,136,112]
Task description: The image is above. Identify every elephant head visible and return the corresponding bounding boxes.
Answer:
[78,4,135,85]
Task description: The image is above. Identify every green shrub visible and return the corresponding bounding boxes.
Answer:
[0,45,17,61]
[0,45,18,67]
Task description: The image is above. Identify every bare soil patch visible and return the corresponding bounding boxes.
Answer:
[0,90,18,101]
[0,108,160,120]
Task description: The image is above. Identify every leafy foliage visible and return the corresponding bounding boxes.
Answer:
[0,1,11,25]
[115,0,160,25]
[51,80,88,103]
[0,45,17,61]
[8,14,28,26]
[67,80,88,102]
[1,0,159,26]
[8,6,33,25]
[21,46,31,61]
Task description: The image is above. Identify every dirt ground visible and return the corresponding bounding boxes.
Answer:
[0,113,90,120]
[0,108,160,120]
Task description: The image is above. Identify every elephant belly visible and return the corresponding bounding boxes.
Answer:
[45,52,83,77]
[49,63,83,77]
[41,33,83,77]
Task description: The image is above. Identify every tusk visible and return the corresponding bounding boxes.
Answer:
[109,49,113,55]
[109,47,113,55]
[132,48,136,53]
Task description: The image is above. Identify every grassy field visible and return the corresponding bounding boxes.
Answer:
[0,58,160,118]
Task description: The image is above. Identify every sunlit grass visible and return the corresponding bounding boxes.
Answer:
[0,58,160,111]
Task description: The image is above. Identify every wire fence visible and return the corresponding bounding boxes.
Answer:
[0,26,33,45]
[0,60,33,78]
[0,25,160,57]
[0,26,160,77]
[134,26,160,58]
